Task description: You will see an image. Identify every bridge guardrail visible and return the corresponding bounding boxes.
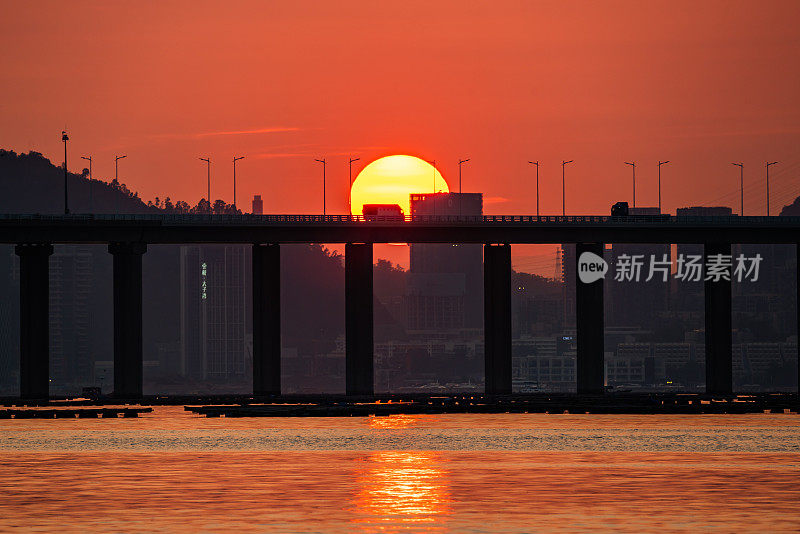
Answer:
[2,213,800,225]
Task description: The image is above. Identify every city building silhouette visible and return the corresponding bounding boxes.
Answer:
[407,192,483,331]
[180,245,250,381]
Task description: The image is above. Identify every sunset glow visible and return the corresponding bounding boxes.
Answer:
[350,155,449,216]
[2,3,800,532]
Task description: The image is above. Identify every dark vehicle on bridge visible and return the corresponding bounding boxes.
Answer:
[611,201,629,217]
[362,203,404,220]
[611,201,671,221]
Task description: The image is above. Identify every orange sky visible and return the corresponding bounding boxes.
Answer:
[1,1,799,272]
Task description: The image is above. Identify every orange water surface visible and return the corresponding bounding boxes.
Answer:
[1,407,799,532]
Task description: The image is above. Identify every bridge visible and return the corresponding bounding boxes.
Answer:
[4,213,800,399]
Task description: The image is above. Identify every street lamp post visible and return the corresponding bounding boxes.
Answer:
[426,159,437,218]
[81,155,92,213]
[199,157,211,212]
[561,160,573,216]
[625,161,636,209]
[114,154,126,214]
[528,161,539,217]
[233,156,244,210]
[657,160,670,214]
[732,162,744,216]
[458,158,469,217]
[766,161,778,216]
[458,158,469,194]
[315,158,326,215]
[348,156,360,216]
[62,131,69,214]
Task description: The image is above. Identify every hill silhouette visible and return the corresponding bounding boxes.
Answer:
[0,149,241,215]
[779,195,800,216]
[0,149,156,214]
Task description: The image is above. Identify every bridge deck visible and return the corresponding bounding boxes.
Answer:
[1,214,799,244]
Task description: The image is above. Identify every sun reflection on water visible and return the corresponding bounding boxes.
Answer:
[351,450,452,531]
[366,414,419,430]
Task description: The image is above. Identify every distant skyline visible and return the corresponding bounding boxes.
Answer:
[1,1,799,218]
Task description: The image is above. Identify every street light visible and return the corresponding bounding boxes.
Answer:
[458,158,470,194]
[233,156,244,210]
[81,155,92,213]
[732,162,744,216]
[766,161,778,216]
[62,131,69,214]
[315,158,326,215]
[561,160,573,216]
[199,157,211,212]
[348,156,360,216]
[528,161,540,217]
[426,159,437,217]
[657,161,670,214]
[458,158,469,217]
[114,154,126,214]
[625,161,636,209]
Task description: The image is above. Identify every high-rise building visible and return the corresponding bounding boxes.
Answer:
[48,246,94,388]
[561,208,669,330]
[252,195,263,215]
[0,250,17,394]
[5,246,112,395]
[180,245,249,381]
[560,244,576,326]
[674,206,734,311]
[604,208,670,328]
[406,193,483,330]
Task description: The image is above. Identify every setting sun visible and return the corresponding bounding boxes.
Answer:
[350,155,449,216]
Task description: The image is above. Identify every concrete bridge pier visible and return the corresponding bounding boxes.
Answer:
[484,244,512,395]
[704,242,732,394]
[252,244,281,396]
[576,242,605,394]
[345,243,374,396]
[109,242,147,399]
[15,243,53,399]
